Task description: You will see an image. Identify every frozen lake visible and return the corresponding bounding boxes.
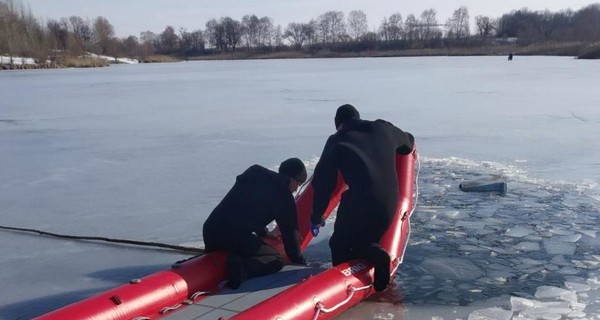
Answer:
[1,56,599,319]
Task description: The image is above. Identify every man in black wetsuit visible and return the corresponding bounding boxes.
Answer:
[311,104,414,292]
[203,158,307,289]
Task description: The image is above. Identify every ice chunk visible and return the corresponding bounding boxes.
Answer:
[578,230,597,238]
[440,209,460,218]
[446,230,467,237]
[467,307,512,320]
[567,311,587,318]
[515,301,574,319]
[505,226,534,238]
[514,242,541,251]
[460,245,490,252]
[534,286,577,302]
[459,175,507,194]
[586,277,600,289]
[456,221,487,229]
[518,310,562,320]
[481,245,515,255]
[558,234,581,243]
[565,281,591,293]
[548,228,572,236]
[558,267,580,275]
[510,296,536,311]
[542,239,576,255]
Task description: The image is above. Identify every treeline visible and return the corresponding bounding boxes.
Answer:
[2,0,600,65]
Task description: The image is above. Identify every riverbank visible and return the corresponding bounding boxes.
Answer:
[2,41,599,70]
[189,41,600,61]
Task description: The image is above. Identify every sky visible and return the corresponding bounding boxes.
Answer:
[21,0,599,38]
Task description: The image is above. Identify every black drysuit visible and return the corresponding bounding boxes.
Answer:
[203,165,303,278]
[311,118,414,265]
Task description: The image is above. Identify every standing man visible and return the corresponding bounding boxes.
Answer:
[311,104,414,292]
[203,158,307,289]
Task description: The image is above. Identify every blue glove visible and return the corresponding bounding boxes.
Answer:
[311,220,326,237]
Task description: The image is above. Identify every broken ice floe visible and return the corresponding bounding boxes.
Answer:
[400,157,600,315]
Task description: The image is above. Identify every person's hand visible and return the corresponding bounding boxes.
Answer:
[311,220,326,237]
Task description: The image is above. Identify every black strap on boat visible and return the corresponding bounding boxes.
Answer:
[0,225,203,254]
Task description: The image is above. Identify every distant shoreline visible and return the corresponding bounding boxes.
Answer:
[185,42,600,61]
[2,42,599,70]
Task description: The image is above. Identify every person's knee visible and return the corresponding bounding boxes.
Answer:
[271,256,284,272]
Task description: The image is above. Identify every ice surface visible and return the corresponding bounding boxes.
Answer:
[2,56,600,319]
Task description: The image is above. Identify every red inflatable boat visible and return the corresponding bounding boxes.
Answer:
[36,149,417,320]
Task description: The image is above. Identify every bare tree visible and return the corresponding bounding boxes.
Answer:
[317,11,346,44]
[404,14,419,41]
[0,0,47,60]
[572,4,600,41]
[46,18,68,50]
[447,6,470,39]
[475,15,496,37]
[257,16,274,47]
[419,9,442,40]
[222,17,243,51]
[379,13,403,41]
[92,16,115,55]
[158,25,178,54]
[69,16,91,49]
[205,18,225,51]
[243,15,274,48]
[139,30,156,44]
[347,10,368,40]
[138,31,156,59]
[274,24,283,47]
[242,14,259,48]
[179,28,204,56]
[284,22,310,49]
[1,0,18,57]
[121,35,138,57]
[305,20,318,46]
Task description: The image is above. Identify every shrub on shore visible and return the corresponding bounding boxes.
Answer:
[578,42,600,59]
[61,57,110,68]
[139,55,179,63]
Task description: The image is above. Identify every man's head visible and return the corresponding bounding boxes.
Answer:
[334,104,360,129]
[279,158,307,192]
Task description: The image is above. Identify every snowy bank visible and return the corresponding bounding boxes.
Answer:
[0,55,36,65]
[85,53,139,64]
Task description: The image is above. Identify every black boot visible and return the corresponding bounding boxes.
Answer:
[364,246,390,292]
[226,255,246,289]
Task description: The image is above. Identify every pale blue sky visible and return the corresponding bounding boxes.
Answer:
[23,0,598,37]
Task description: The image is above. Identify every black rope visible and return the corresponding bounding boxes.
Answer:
[0,225,204,254]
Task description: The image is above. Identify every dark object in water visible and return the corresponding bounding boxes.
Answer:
[459,175,507,194]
